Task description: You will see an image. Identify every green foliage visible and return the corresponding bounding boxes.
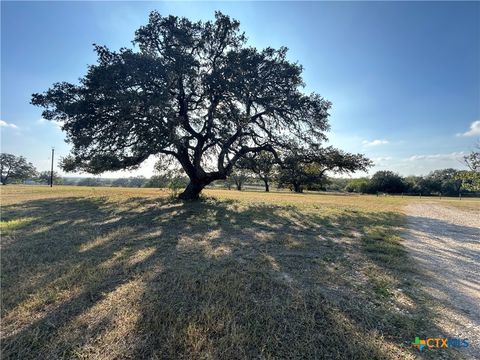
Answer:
[346,169,475,196]
[278,148,371,193]
[223,178,234,190]
[77,178,105,187]
[36,171,63,185]
[346,172,408,194]
[345,178,370,193]
[144,175,168,188]
[111,178,131,187]
[456,171,480,192]
[324,177,349,192]
[403,176,424,194]
[463,145,480,172]
[167,176,186,199]
[423,168,462,195]
[149,159,189,196]
[128,176,147,188]
[0,153,37,185]
[236,151,277,192]
[228,168,250,191]
[368,171,406,194]
[304,175,330,191]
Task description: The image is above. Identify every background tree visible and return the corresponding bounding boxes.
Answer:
[277,154,309,193]
[147,158,189,190]
[77,177,104,187]
[463,142,480,172]
[0,153,37,185]
[62,177,79,186]
[455,144,480,192]
[237,151,276,192]
[229,168,250,191]
[223,177,234,190]
[32,11,369,200]
[404,176,431,195]
[37,170,63,185]
[303,167,331,191]
[456,171,480,192]
[425,168,462,196]
[323,177,348,192]
[145,175,169,188]
[345,178,370,193]
[278,148,371,193]
[112,178,131,187]
[128,176,148,188]
[367,171,406,194]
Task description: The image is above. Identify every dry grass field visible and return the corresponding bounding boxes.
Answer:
[1,186,478,359]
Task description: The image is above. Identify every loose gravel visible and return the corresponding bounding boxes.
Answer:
[404,202,480,359]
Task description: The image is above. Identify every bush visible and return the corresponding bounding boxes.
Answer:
[345,178,370,193]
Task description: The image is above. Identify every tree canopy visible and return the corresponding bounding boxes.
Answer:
[32,11,369,199]
[0,153,37,185]
[368,171,406,194]
[463,143,480,172]
[425,168,462,195]
[236,151,276,192]
[37,170,63,185]
[345,178,370,193]
[278,148,371,193]
[456,145,480,192]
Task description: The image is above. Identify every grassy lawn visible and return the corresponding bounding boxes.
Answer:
[1,186,477,359]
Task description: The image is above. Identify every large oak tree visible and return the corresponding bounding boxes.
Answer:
[32,11,368,199]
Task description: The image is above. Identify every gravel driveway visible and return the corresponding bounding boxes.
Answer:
[404,202,480,358]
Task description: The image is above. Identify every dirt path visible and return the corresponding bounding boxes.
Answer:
[404,202,480,358]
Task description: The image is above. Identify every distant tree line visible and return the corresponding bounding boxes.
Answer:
[2,148,479,197]
[221,168,478,197]
[344,146,480,196]
[219,146,480,196]
[344,169,471,196]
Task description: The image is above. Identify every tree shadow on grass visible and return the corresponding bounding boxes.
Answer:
[1,195,466,359]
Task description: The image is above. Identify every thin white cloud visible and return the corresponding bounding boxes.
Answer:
[406,151,466,161]
[372,156,392,162]
[362,139,389,146]
[0,119,18,129]
[457,120,480,137]
[371,156,393,167]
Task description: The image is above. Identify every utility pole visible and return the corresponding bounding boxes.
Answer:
[50,147,54,188]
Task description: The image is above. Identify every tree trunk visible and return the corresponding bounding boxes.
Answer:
[293,182,303,193]
[178,179,206,200]
[264,179,269,192]
[236,183,242,191]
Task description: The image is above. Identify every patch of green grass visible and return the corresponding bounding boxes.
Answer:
[0,217,35,233]
[0,186,467,359]
[363,225,407,266]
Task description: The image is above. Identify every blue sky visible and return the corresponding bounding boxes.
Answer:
[1,1,479,178]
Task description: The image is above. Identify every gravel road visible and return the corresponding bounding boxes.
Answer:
[404,202,480,359]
